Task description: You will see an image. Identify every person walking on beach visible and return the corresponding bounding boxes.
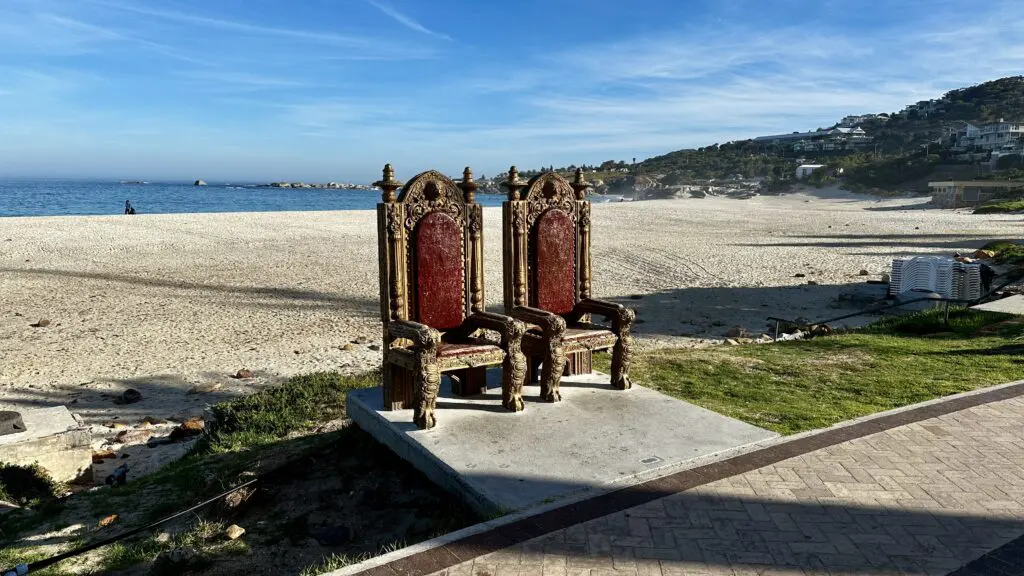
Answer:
[124,200,136,215]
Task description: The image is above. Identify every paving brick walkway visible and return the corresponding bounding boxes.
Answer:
[427,396,1024,576]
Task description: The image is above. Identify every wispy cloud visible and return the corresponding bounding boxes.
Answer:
[365,0,451,40]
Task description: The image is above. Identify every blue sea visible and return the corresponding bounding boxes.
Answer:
[0,180,508,217]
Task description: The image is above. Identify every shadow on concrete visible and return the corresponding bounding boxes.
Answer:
[437,478,1024,575]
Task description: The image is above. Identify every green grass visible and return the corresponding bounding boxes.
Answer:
[975,199,1024,214]
[598,309,1024,435]
[0,464,64,508]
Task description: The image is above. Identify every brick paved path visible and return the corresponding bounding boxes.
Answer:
[429,397,1024,576]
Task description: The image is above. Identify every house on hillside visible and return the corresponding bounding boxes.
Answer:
[955,119,1024,151]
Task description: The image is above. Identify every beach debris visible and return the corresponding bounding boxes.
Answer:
[169,417,205,442]
[105,463,129,486]
[187,382,221,395]
[225,524,246,540]
[97,514,119,529]
[858,269,870,276]
[725,326,750,338]
[92,449,117,463]
[233,368,254,379]
[30,318,51,328]
[116,389,143,405]
[115,428,152,444]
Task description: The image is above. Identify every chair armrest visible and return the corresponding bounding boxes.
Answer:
[509,306,566,338]
[574,298,635,331]
[387,320,441,349]
[465,311,527,341]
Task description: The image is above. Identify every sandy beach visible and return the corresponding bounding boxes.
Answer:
[1,190,1021,426]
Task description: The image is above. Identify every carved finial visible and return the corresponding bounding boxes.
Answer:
[459,166,478,203]
[571,167,590,200]
[502,165,525,201]
[374,163,402,203]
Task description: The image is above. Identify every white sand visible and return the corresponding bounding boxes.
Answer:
[1,190,1020,425]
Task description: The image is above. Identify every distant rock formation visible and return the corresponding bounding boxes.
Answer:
[194,180,207,186]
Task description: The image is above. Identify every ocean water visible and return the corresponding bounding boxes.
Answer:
[0,180,508,217]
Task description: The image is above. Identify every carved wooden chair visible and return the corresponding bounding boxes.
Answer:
[502,167,635,402]
[375,164,527,429]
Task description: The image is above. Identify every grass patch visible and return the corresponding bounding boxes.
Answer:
[975,200,1024,214]
[598,309,1024,435]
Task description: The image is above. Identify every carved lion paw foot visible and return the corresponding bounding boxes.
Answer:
[414,408,437,429]
[612,376,632,390]
[541,388,562,403]
[503,395,525,412]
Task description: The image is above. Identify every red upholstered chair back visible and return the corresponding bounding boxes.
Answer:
[377,169,480,333]
[502,170,588,317]
[412,211,466,330]
[532,209,576,315]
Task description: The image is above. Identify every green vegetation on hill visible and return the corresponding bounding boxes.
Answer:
[528,76,1024,193]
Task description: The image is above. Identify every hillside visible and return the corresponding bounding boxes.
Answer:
[516,76,1024,194]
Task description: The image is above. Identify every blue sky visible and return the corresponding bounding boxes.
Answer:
[2,0,1023,182]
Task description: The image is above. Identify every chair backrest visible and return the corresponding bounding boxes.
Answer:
[376,165,484,334]
[502,168,592,316]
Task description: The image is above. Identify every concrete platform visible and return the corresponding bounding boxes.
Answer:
[972,294,1024,315]
[0,406,91,482]
[347,372,778,514]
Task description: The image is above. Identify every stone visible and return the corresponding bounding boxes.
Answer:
[140,416,168,425]
[116,389,143,405]
[155,532,172,544]
[725,326,749,338]
[859,269,870,276]
[368,344,381,351]
[92,449,116,463]
[881,272,891,283]
[103,421,129,429]
[725,338,741,346]
[794,273,806,278]
[115,429,152,444]
[0,406,91,482]
[30,318,51,328]
[0,411,26,436]
[807,280,819,285]
[341,343,354,351]
[225,524,246,540]
[169,417,205,442]
[223,486,253,511]
[97,514,119,528]
[974,249,997,259]
[187,382,221,395]
[233,369,254,379]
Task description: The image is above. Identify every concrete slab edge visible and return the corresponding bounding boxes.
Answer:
[329,378,1024,576]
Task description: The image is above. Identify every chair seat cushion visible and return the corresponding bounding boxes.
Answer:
[437,338,501,359]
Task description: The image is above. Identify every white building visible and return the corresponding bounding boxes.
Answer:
[795,164,827,179]
[955,119,1024,150]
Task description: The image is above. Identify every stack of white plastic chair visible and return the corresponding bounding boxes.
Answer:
[889,256,964,299]
[952,262,983,300]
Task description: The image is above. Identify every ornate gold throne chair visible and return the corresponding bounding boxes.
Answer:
[501,167,636,402]
[375,164,527,429]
